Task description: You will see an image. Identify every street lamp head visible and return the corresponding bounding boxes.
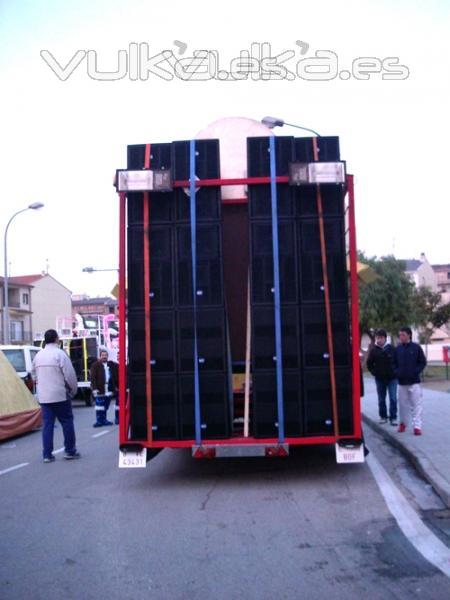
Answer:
[82,267,94,273]
[261,116,285,129]
[28,202,44,210]
[261,116,321,137]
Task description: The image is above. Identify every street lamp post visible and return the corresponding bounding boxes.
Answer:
[261,116,321,137]
[82,267,118,273]
[3,203,44,344]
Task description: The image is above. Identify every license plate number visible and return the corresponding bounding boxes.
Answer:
[118,448,147,468]
[335,443,365,464]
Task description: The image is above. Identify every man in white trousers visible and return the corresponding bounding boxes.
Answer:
[393,326,427,435]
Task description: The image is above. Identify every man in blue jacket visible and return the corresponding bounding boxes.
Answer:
[367,328,398,425]
[393,326,427,435]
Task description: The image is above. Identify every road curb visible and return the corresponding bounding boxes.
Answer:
[362,413,450,509]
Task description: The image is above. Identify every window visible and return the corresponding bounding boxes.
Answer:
[22,293,29,305]
[3,349,26,372]
[447,272,450,280]
[10,320,24,342]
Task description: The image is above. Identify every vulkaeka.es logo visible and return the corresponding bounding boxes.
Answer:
[40,40,410,82]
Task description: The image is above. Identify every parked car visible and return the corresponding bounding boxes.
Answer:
[0,345,40,393]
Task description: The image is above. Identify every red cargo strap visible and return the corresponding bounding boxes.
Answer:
[143,144,153,441]
[312,138,340,438]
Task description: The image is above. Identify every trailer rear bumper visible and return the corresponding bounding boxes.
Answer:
[118,437,365,467]
[192,443,289,458]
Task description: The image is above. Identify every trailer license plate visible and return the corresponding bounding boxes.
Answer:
[335,443,365,464]
[118,448,147,468]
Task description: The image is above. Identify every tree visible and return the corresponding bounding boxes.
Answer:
[411,286,450,345]
[358,253,416,343]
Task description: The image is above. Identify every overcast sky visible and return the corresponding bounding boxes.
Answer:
[1,0,449,298]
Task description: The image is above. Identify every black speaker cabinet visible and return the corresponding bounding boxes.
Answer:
[251,306,301,370]
[252,370,302,438]
[178,373,231,440]
[250,221,298,304]
[176,224,224,307]
[298,219,347,303]
[128,374,178,441]
[177,309,228,373]
[302,368,353,436]
[300,302,351,368]
[127,310,176,375]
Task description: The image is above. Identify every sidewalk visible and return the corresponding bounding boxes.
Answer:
[361,377,450,508]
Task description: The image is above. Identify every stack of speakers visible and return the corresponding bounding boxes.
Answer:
[126,140,231,441]
[248,136,354,438]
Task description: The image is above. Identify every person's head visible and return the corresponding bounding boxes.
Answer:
[99,349,109,363]
[375,328,387,346]
[399,326,412,344]
[44,329,59,346]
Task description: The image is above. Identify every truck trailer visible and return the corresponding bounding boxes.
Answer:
[115,117,364,467]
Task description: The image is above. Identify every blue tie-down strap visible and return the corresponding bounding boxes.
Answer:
[190,139,202,445]
[269,135,285,443]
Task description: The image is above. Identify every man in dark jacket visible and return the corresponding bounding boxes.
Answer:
[367,328,398,425]
[90,350,119,427]
[393,326,427,435]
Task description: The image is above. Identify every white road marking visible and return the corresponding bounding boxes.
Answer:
[0,443,17,449]
[0,463,29,476]
[53,447,65,455]
[367,452,450,578]
[92,430,111,439]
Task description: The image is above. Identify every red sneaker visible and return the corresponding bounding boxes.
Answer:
[398,423,406,433]
[414,428,422,436]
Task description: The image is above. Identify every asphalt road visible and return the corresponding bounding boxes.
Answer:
[1,404,450,600]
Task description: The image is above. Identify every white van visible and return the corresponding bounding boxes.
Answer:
[0,345,40,393]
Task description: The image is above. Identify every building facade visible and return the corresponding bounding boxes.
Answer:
[0,277,33,344]
[6,274,72,341]
[432,264,450,305]
[403,253,438,291]
[72,295,118,324]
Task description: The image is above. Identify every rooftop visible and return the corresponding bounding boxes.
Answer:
[72,296,117,306]
[0,276,33,288]
[403,259,422,272]
[2,273,72,293]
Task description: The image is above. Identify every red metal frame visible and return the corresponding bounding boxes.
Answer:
[174,176,289,188]
[118,173,362,448]
[139,435,344,449]
[346,174,362,438]
[118,192,128,445]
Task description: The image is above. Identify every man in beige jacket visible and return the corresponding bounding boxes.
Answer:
[32,329,80,462]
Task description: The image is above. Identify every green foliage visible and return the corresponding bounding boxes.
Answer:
[411,286,450,344]
[358,253,416,342]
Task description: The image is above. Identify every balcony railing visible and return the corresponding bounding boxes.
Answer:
[9,331,33,345]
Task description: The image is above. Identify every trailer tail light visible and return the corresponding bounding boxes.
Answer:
[265,445,289,458]
[192,447,216,459]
